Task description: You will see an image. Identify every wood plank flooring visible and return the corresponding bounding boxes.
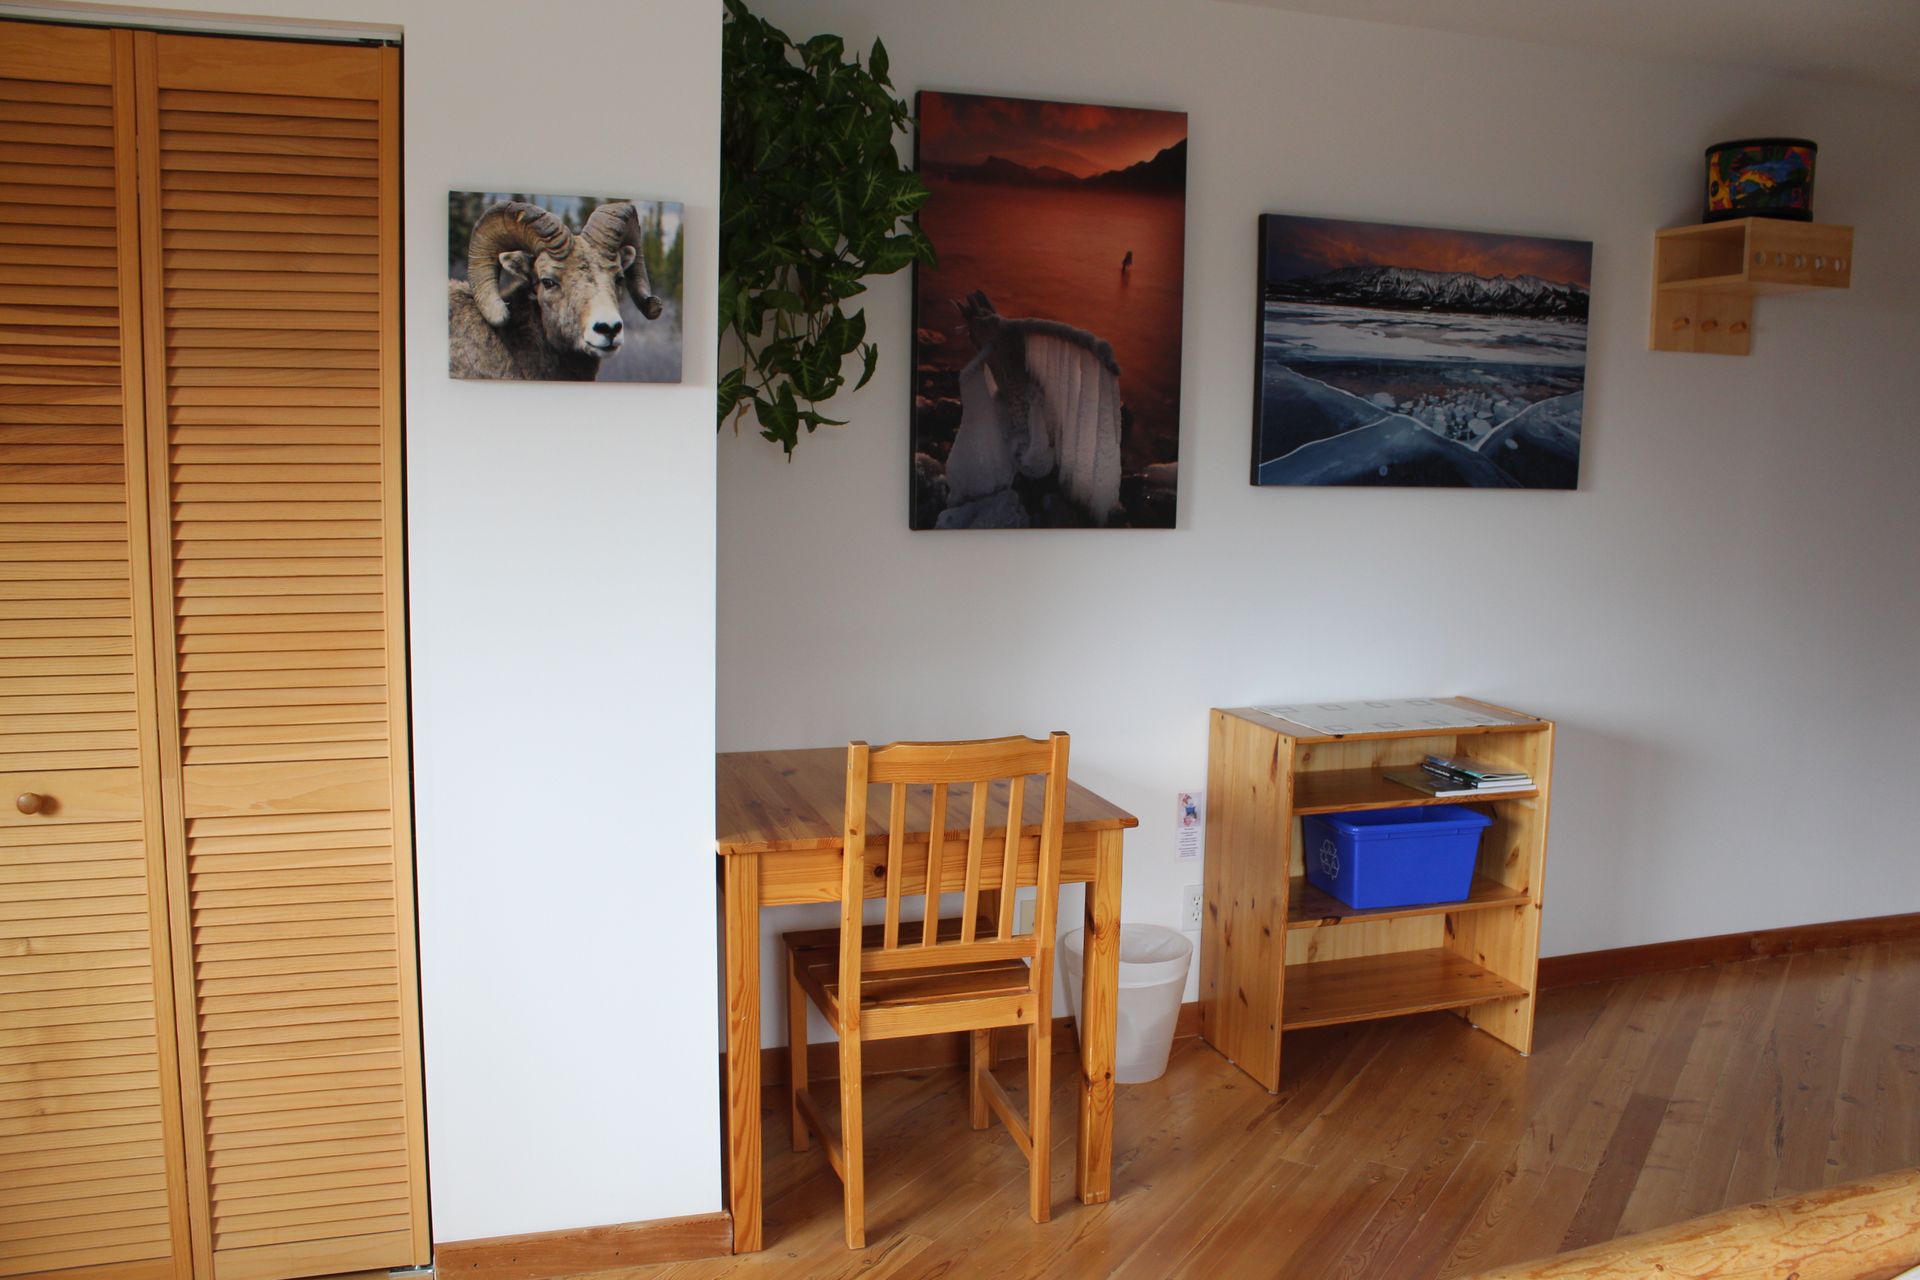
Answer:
[642,939,1920,1278]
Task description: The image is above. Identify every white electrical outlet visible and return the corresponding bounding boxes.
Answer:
[1182,884,1203,931]
[1014,892,1036,936]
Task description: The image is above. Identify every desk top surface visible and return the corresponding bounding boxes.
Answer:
[716,747,1138,856]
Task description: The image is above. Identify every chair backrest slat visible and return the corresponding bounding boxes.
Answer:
[996,774,1024,938]
[883,782,907,948]
[922,783,947,949]
[839,734,1071,1024]
[960,781,989,944]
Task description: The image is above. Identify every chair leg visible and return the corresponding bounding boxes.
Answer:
[786,950,809,1152]
[968,1030,991,1130]
[838,1029,866,1248]
[1027,1019,1052,1224]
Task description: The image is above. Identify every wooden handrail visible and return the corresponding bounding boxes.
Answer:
[1469,1168,1920,1279]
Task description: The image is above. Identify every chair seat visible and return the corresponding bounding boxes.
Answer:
[783,919,1038,1040]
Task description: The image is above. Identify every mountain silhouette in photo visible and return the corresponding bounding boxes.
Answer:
[927,139,1188,195]
[1269,263,1590,319]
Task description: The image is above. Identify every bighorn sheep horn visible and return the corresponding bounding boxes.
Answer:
[583,201,665,321]
[467,201,573,327]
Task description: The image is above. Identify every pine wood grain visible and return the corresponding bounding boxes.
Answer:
[789,737,1073,1246]
[718,750,1135,1253]
[1203,705,1553,1091]
[434,1215,733,1280]
[125,28,424,1280]
[0,24,193,1279]
[1468,1166,1920,1279]
[642,939,1920,1277]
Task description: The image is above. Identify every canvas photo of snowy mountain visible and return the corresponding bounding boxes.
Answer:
[1252,214,1591,489]
[910,91,1187,528]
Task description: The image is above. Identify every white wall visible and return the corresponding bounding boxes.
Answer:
[720,0,1920,1043]
[99,0,725,1243]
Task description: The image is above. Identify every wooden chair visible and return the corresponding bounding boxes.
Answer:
[783,733,1071,1248]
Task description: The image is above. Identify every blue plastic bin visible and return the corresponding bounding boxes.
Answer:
[1302,805,1492,910]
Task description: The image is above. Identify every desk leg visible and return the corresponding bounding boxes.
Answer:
[1076,829,1122,1205]
[724,854,762,1252]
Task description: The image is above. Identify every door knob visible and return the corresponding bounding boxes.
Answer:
[15,793,43,815]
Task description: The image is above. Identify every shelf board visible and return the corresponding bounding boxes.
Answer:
[1287,874,1529,931]
[1655,221,1748,242]
[1659,273,1842,296]
[1656,272,1749,292]
[1281,948,1526,1031]
[1227,699,1544,744]
[1292,766,1536,814]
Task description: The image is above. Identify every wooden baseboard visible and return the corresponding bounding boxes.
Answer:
[1539,911,1920,990]
[754,1004,1206,1087]
[434,1212,731,1280]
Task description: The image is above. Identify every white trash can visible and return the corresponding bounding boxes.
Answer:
[1060,924,1194,1084]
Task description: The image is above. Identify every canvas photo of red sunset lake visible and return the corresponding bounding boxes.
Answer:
[910,91,1187,529]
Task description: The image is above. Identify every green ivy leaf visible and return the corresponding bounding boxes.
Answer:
[719,0,937,449]
[755,387,799,453]
[716,368,746,423]
[802,34,842,64]
[839,307,867,356]
[798,211,839,256]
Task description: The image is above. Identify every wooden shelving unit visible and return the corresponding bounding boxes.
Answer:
[1199,698,1553,1091]
[1651,218,1853,355]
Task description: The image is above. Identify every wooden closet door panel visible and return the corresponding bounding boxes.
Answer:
[0,23,191,1280]
[132,32,425,1280]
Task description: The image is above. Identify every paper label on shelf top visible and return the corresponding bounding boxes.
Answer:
[1255,698,1524,737]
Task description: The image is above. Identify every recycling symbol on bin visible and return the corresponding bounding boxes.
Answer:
[1318,837,1339,879]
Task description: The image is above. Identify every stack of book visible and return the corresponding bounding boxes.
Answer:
[1385,754,1535,799]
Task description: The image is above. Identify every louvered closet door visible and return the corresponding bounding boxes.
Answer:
[130,33,427,1280]
[0,22,192,1280]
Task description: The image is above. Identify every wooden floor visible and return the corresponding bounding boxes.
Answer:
[642,939,1919,1278]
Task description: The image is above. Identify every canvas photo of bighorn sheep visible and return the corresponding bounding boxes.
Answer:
[448,191,684,383]
[910,91,1188,529]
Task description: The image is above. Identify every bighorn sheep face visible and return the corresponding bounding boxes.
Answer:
[465,200,665,367]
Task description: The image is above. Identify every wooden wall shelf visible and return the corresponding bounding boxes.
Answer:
[1651,218,1853,355]
[1199,699,1553,1091]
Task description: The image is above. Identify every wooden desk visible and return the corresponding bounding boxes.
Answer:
[715,748,1137,1252]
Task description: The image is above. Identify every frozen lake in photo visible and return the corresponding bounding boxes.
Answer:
[1262,301,1589,368]
[1254,302,1588,489]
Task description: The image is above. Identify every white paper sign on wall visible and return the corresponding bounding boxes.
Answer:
[1176,790,1204,862]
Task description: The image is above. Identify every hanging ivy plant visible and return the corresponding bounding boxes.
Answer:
[718,0,935,455]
